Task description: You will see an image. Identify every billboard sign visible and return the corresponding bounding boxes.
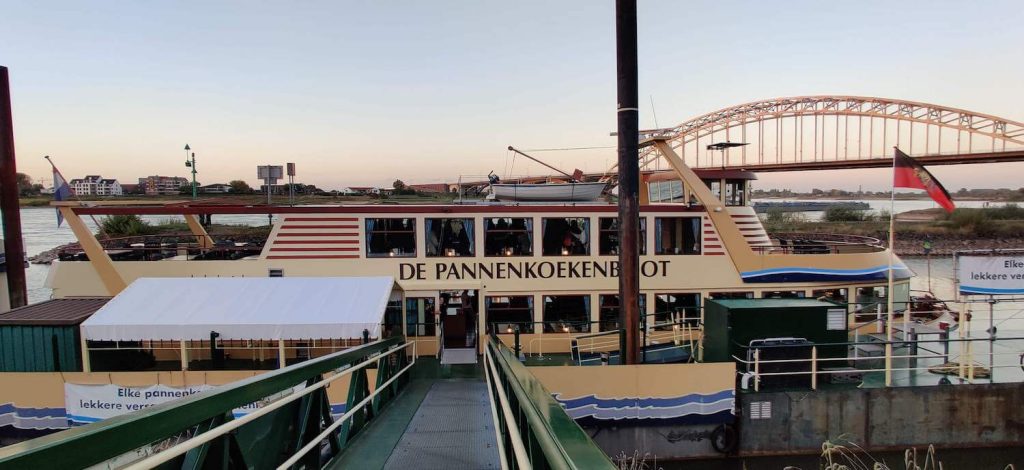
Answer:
[957,255,1024,295]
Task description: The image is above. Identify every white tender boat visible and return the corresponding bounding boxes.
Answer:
[490,182,606,202]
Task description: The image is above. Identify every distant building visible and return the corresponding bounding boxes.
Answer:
[120,183,143,195]
[139,176,189,196]
[70,175,122,196]
[409,183,449,194]
[200,183,233,194]
[348,186,379,195]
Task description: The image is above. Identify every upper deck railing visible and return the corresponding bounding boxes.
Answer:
[755,233,886,255]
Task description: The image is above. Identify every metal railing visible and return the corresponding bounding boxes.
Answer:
[0,337,413,469]
[753,233,886,254]
[483,335,615,469]
[59,232,267,262]
[732,334,1024,392]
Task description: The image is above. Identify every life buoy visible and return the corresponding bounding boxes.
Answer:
[710,423,738,454]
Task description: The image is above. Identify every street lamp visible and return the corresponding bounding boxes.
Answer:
[184,144,197,200]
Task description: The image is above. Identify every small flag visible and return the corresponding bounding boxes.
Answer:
[893,148,955,213]
[46,157,74,227]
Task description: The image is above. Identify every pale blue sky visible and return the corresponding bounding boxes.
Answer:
[2,1,1022,190]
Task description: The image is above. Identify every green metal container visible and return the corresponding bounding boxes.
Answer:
[0,324,80,372]
[703,298,848,363]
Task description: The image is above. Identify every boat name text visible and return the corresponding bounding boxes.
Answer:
[399,260,670,281]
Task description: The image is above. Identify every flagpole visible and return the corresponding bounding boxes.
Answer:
[885,147,897,387]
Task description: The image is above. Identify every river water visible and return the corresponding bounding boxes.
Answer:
[9,205,1024,333]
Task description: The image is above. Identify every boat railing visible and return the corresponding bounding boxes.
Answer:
[59,232,267,261]
[756,232,886,255]
[729,333,1024,392]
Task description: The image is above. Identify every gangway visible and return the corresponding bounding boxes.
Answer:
[0,336,614,469]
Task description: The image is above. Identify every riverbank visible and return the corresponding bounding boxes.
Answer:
[18,192,458,207]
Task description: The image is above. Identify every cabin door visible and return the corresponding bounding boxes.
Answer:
[441,290,478,349]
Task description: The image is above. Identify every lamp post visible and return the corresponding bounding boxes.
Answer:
[184,144,197,200]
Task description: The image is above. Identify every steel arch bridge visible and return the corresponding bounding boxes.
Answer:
[634,95,1024,172]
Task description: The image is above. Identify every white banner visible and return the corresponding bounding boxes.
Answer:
[65,383,212,425]
[958,255,1024,295]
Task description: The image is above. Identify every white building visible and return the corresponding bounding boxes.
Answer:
[70,175,123,196]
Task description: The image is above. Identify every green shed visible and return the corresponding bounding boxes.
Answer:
[703,298,848,364]
[0,298,109,372]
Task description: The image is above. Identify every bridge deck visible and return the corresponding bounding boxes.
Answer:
[330,360,500,470]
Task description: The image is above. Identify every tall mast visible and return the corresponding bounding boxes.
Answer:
[615,0,640,364]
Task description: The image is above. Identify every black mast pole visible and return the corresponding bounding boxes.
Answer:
[0,66,28,309]
[616,0,640,364]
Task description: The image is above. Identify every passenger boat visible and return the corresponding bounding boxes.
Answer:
[43,140,926,361]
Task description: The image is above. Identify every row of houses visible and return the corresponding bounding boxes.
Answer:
[64,176,458,197]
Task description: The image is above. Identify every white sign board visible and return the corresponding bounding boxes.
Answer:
[958,255,1024,295]
[63,383,308,425]
[65,383,212,425]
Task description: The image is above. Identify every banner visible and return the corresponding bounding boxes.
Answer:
[64,382,335,426]
[958,255,1024,295]
[65,383,213,425]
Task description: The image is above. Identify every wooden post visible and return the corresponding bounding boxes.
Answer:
[0,66,27,308]
[615,0,641,365]
[179,340,188,371]
[278,339,286,368]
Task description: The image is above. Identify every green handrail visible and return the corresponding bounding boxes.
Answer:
[486,335,615,469]
[0,336,403,469]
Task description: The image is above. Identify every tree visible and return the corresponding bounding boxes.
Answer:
[228,180,252,193]
[16,172,37,196]
[393,180,407,191]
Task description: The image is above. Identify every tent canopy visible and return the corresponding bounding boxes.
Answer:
[81,277,397,341]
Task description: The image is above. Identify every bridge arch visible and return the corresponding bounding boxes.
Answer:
[636,96,1024,171]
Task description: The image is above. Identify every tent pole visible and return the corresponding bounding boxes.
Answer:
[80,327,91,373]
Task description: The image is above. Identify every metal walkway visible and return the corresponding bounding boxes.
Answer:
[382,380,499,469]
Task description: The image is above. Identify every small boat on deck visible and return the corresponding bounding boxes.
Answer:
[490,182,606,202]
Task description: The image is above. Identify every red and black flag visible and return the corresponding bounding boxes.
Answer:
[893,148,955,213]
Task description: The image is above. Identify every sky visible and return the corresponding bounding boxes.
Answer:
[2,0,1022,191]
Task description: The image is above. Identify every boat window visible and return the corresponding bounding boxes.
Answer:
[654,217,701,255]
[486,296,534,333]
[654,293,701,328]
[598,294,647,332]
[648,180,684,203]
[543,295,591,333]
[812,288,848,304]
[484,218,533,256]
[425,218,474,257]
[542,217,590,256]
[761,290,806,299]
[365,218,416,257]
[708,291,754,299]
[383,299,403,337]
[724,179,746,206]
[702,178,722,201]
[406,297,436,337]
[855,286,887,312]
[598,217,646,255]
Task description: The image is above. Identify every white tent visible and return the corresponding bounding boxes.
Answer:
[81,277,398,341]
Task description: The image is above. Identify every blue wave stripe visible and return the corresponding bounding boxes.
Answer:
[960,285,1024,295]
[66,414,101,423]
[554,390,733,410]
[0,403,66,419]
[565,398,735,421]
[741,264,909,277]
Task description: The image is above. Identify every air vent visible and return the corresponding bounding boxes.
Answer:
[268,268,284,278]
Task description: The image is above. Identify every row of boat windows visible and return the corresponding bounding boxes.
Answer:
[649,178,747,206]
[365,217,701,258]
[394,287,896,336]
